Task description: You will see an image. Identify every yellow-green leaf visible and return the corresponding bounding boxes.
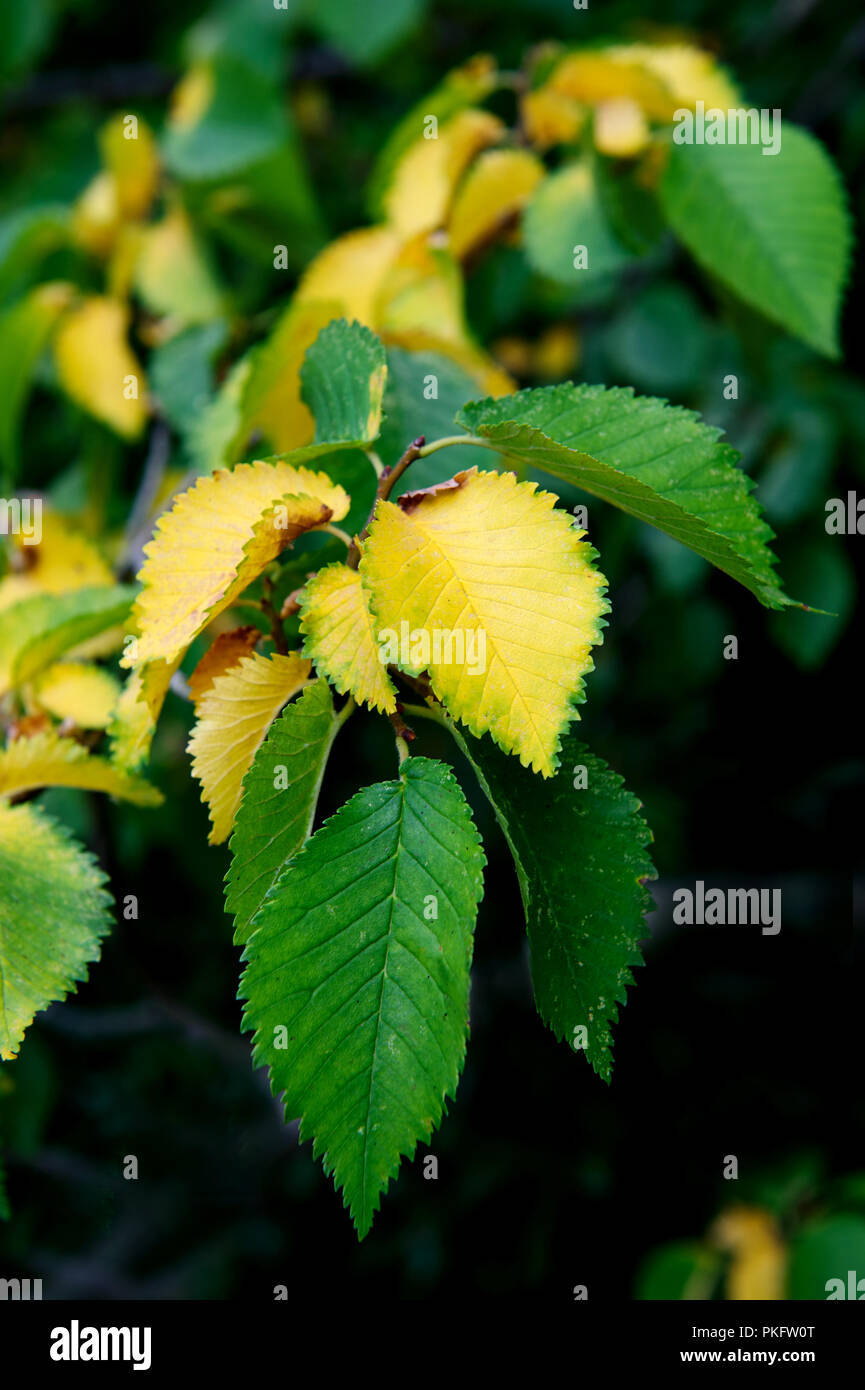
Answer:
[108,659,176,771]
[360,469,608,776]
[299,563,397,714]
[0,731,162,806]
[0,800,113,1060]
[133,205,224,325]
[188,650,311,844]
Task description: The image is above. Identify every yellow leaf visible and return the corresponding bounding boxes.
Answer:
[593,98,650,158]
[521,87,584,150]
[360,469,608,775]
[53,297,147,439]
[712,1206,787,1301]
[126,460,349,670]
[242,299,340,452]
[188,626,261,708]
[299,564,397,715]
[384,109,504,239]
[30,662,121,729]
[108,659,176,771]
[0,730,162,806]
[0,509,114,610]
[99,114,159,222]
[447,148,545,260]
[72,172,121,257]
[134,206,224,325]
[609,42,740,112]
[375,235,466,344]
[188,650,311,843]
[548,51,677,122]
[295,226,401,327]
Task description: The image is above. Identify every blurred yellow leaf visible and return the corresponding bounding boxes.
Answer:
[242,299,339,452]
[134,206,224,325]
[0,730,162,806]
[30,662,121,729]
[375,235,465,345]
[72,172,121,257]
[360,469,608,775]
[521,87,584,150]
[593,98,650,157]
[448,148,545,260]
[0,509,114,611]
[53,296,147,439]
[108,659,176,771]
[611,42,741,111]
[126,459,349,668]
[299,564,397,715]
[493,322,580,382]
[168,63,214,130]
[548,51,677,122]
[188,650,311,844]
[99,114,159,222]
[295,226,401,326]
[383,108,505,238]
[712,1206,787,1301]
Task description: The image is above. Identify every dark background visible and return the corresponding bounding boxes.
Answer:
[0,0,862,1298]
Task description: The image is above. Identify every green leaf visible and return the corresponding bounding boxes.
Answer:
[523,161,637,293]
[0,585,136,694]
[458,383,794,609]
[604,283,710,396]
[0,800,113,1060]
[0,205,68,302]
[186,355,251,473]
[0,0,55,85]
[0,288,69,487]
[300,319,387,447]
[303,0,425,67]
[454,728,654,1083]
[163,55,289,181]
[788,1217,865,1299]
[660,125,851,358]
[240,756,485,1238]
[769,538,854,669]
[149,321,228,441]
[635,1242,718,1300]
[226,681,341,944]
